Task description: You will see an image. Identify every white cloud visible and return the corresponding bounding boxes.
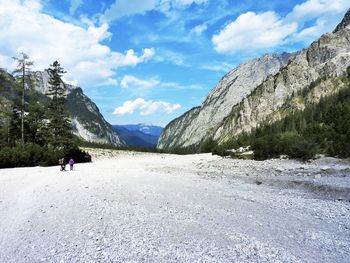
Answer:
[0,0,155,87]
[212,0,350,53]
[294,18,327,42]
[190,23,208,35]
[212,11,297,54]
[113,98,181,116]
[286,0,350,43]
[103,0,158,21]
[102,0,208,21]
[286,0,349,22]
[121,75,160,89]
[173,0,208,8]
[69,0,83,15]
[119,75,202,93]
[0,54,15,70]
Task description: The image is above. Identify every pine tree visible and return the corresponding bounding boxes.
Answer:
[27,99,47,145]
[12,53,34,146]
[0,97,13,146]
[45,61,72,148]
[8,106,22,146]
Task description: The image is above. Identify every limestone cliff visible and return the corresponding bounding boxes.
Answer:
[34,71,124,146]
[158,8,350,150]
[158,53,294,149]
[214,12,350,143]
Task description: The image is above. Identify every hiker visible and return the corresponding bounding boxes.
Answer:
[59,158,66,171]
[69,157,74,171]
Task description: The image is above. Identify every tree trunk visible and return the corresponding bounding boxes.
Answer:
[21,61,25,146]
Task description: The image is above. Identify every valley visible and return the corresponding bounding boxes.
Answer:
[0,150,349,262]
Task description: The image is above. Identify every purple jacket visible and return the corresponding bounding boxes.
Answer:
[69,159,74,165]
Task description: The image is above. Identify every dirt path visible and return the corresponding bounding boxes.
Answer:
[0,152,349,262]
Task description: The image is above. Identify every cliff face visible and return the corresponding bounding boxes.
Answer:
[158,9,350,150]
[66,88,124,146]
[34,71,124,146]
[158,106,201,149]
[157,53,295,149]
[214,18,350,143]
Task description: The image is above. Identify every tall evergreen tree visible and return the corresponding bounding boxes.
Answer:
[0,97,12,146]
[8,106,22,146]
[26,99,47,145]
[12,53,34,146]
[45,61,72,148]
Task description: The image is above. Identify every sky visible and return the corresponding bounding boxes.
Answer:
[0,0,349,127]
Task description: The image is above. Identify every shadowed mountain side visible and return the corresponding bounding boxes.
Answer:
[112,124,163,148]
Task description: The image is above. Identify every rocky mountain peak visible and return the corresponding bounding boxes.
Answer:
[157,52,293,149]
[32,71,124,146]
[34,70,77,95]
[333,8,350,33]
[158,11,350,151]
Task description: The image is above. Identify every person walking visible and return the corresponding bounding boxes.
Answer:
[69,157,74,171]
[59,157,66,171]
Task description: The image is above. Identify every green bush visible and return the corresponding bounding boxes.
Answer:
[287,139,316,160]
[63,146,91,163]
[0,144,91,168]
[199,138,217,153]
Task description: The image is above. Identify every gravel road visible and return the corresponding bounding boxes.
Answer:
[0,151,349,262]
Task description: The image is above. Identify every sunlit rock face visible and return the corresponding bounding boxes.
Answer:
[158,53,294,150]
[34,72,124,146]
[158,9,350,150]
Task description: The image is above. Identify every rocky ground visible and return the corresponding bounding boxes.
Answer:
[0,149,349,262]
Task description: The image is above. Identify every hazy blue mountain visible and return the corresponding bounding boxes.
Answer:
[112,124,163,148]
[118,124,163,136]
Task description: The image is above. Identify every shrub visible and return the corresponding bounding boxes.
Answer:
[199,138,217,153]
[0,144,91,168]
[64,146,91,163]
[287,139,316,160]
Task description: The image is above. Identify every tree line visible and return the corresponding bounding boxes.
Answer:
[0,53,90,168]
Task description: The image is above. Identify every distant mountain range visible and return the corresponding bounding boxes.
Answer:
[112,124,163,148]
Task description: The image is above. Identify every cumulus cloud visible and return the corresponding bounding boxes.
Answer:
[0,0,155,87]
[113,98,181,116]
[286,0,349,22]
[287,0,350,42]
[212,11,297,53]
[102,0,208,21]
[212,0,350,54]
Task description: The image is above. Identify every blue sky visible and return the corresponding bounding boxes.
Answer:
[0,0,349,126]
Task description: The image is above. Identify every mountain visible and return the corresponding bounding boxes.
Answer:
[158,53,295,149]
[158,9,350,151]
[112,124,163,148]
[117,124,163,136]
[0,70,125,146]
[34,71,124,146]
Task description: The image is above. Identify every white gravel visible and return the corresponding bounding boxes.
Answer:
[0,150,349,262]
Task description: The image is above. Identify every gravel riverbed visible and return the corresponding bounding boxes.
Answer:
[0,150,349,262]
